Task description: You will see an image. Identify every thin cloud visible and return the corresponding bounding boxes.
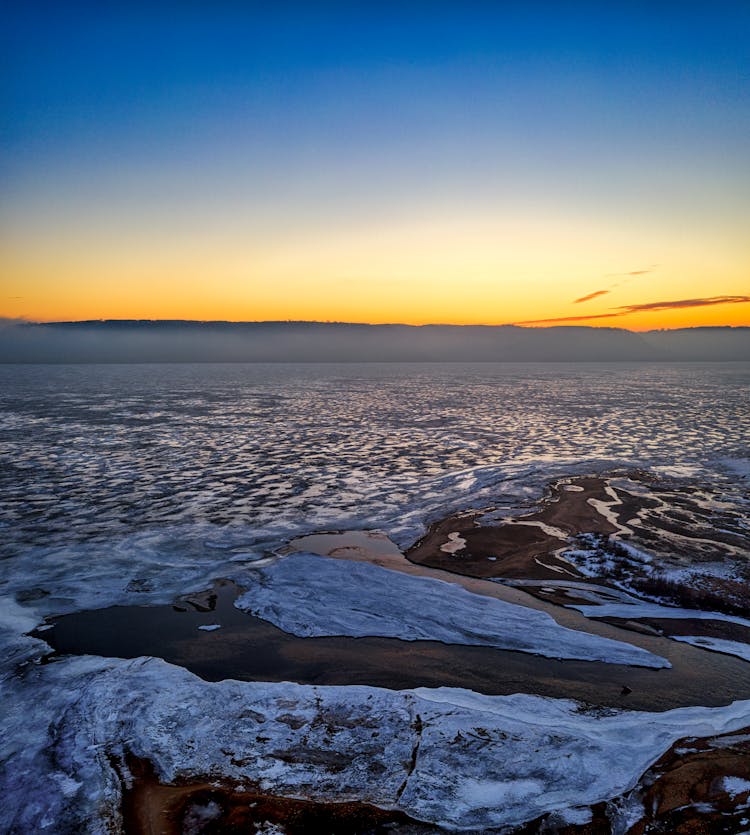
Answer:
[515,312,624,325]
[516,295,750,326]
[619,295,750,313]
[605,265,658,278]
[574,265,657,304]
[574,290,610,304]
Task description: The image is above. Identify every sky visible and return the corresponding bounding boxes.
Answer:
[2,2,749,329]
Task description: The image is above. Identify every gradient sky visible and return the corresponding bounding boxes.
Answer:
[2,2,749,328]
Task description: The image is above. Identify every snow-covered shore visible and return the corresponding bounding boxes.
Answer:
[4,654,750,833]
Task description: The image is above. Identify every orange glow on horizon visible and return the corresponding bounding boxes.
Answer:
[3,300,749,331]
[2,207,748,331]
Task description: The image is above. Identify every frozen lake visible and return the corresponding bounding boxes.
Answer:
[2,362,749,833]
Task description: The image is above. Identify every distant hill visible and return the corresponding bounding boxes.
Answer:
[0,319,748,362]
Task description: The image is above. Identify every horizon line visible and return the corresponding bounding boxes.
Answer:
[3,318,749,334]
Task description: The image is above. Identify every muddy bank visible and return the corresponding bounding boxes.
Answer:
[520,724,750,834]
[405,476,617,580]
[405,471,749,603]
[120,756,438,835]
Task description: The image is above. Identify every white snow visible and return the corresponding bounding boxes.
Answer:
[234,553,669,667]
[460,778,542,807]
[197,624,222,632]
[723,777,750,799]
[568,601,750,630]
[505,578,642,604]
[0,596,48,674]
[673,636,750,662]
[0,596,43,635]
[553,805,594,825]
[3,655,750,833]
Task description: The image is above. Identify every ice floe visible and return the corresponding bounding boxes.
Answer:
[234,553,669,667]
[673,635,750,663]
[0,596,49,675]
[567,601,750,630]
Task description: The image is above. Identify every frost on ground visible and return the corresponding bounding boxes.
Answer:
[234,553,669,667]
[3,655,750,833]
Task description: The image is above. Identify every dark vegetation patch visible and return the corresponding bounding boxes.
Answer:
[632,575,750,619]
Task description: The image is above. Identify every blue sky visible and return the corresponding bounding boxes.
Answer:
[2,2,749,325]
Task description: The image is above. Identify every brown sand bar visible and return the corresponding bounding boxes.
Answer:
[404,476,619,580]
[119,756,438,835]
[285,529,750,704]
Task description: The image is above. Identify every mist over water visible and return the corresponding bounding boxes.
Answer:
[1,320,749,362]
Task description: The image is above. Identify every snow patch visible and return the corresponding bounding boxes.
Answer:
[460,778,542,807]
[235,553,669,667]
[568,601,750,630]
[673,636,750,663]
[440,532,467,554]
[723,777,750,799]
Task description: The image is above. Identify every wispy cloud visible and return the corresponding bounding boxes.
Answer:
[620,295,750,313]
[573,265,657,304]
[606,266,657,278]
[515,312,624,325]
[516,295,750,326]
[574,290,610,304]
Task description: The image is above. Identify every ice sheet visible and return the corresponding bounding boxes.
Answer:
[568,601,750,629]
[673,635,750,663]
[3,657,750,833]
[234,553,669,667]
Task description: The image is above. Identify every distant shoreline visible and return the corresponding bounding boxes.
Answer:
[1,320,748,363]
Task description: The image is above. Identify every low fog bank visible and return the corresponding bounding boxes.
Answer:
[0,320,748,362]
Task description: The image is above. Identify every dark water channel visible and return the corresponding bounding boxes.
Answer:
[37,580,750,712]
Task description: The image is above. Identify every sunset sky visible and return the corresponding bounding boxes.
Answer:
[2,2,749,329]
